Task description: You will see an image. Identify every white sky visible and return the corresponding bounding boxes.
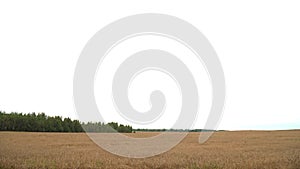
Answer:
[0,1,300,130]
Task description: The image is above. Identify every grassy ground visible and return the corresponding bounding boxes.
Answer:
[0,130,299,169]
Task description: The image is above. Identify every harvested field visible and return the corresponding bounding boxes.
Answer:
[0,130,299,169]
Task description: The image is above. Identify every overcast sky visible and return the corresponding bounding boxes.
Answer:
[0,1,300,130]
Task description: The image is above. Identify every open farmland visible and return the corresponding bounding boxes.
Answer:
[0,130,299,169]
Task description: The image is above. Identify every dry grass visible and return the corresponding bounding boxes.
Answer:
[0,130,299,169]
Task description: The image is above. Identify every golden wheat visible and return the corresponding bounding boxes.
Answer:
[0,130,299,169]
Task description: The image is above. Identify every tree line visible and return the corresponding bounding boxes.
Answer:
[0,111,132,133]
[83,122,133,133]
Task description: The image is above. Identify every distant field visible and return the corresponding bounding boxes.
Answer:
[0,130,299,169]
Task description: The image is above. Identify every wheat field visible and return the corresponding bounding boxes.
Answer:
[0,130,299,169]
